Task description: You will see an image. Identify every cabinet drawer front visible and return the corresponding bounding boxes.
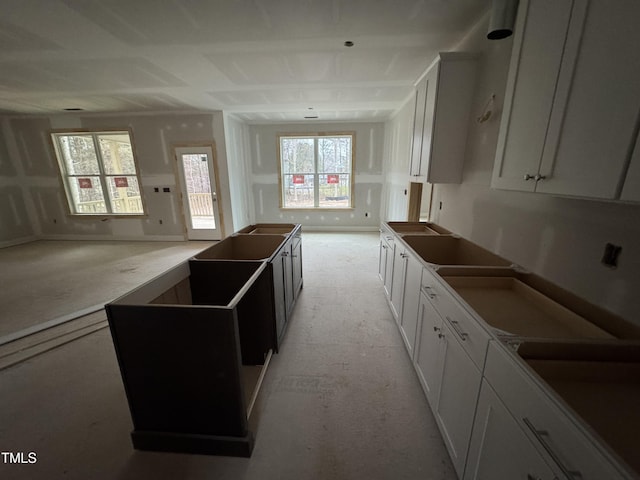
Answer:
[421,268,490,369]
[484,342,627,480]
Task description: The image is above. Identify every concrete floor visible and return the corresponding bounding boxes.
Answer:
[0,233,456,480]
[0,240,214,337]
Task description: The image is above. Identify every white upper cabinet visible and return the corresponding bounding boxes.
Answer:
[410,53,477,183]
[492,0,574,192]
[409,75,428,178]
[492,0,640,200]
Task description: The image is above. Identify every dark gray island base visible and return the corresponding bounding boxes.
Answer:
[106,224,302,457]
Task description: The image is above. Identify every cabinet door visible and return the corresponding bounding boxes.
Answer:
[271,255,287,344]
[409,76,428,178]
[464,380,557,480]
[427,54,476,183]
[282,245,294,315]
[414,293,444,408]
[434,321,483,478]
[420,62,439,179]
[383,237,395,298]
[485,342,626,480]
[390,247,407,320]
[378,235,387,281]
[492,0,574,192]
[621,133,640,202]
[537,0,640,198]
[291,235,303,297]
[398,252,422,358]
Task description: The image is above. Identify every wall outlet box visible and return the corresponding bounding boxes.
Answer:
[601,243,622,268]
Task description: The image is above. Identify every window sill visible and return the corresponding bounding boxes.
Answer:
[279,207,355,212]
[67,214,148,219]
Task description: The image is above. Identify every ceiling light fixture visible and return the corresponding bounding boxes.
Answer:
[344,41,354,47]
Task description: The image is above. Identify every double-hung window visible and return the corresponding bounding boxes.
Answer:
[51,130,145,215]
[278,133,354,209]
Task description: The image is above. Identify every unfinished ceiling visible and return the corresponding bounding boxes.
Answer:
[0,0,488,123]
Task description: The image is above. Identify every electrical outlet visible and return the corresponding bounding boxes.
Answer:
[601,243,621,268]
[159,219,163,225]
[365,212,369,217]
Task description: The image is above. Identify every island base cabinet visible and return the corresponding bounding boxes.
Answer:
[291,233,303,297]
[464,380,557,480]
[270,253,287,344]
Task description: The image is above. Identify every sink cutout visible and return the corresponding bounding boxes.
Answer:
[402,235,512,266]
[443,276,615,339]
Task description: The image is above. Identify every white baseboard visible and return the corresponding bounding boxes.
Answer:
[300,226,379,232]
[37,234,187,242]
[0,236,38,249]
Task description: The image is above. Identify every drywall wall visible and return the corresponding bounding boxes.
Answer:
[248,122,384,230]
[428,14,640,324]
[0,118,37,246]
[2,112,236,241]
[224,114,255,231]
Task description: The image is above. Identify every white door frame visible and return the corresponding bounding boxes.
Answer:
[173,144,224,240]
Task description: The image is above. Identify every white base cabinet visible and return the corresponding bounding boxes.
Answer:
[378,224,636,479]
[398,250,422,358]
[433,320,483,478]
[379,230,395,298]
[482,341,628,480]
[390,245,408,320]
[464,379,557,480]
[414,285,484,478]
[415,292,444,406]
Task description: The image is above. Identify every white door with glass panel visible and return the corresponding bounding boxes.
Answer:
[175,146,221,240]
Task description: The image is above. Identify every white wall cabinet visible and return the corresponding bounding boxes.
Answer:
[464,379,557,480]
[409,75,428,178]
[409,53,477,184]
[492,0,640,200]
